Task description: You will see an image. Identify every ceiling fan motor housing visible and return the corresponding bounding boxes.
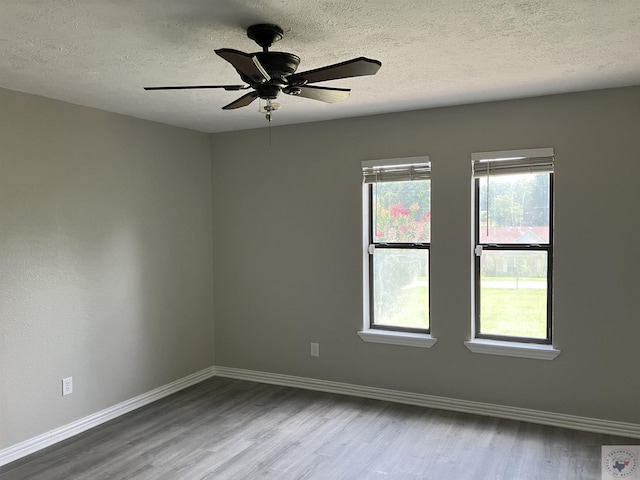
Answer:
[253,52,302,99]
[256,84,280,100]
[245,25,303,100]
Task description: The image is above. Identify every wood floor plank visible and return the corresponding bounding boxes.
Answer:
[0,377,636,479]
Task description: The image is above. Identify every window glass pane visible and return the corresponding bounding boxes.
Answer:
[478,173,550,244]
[373,248,429,330]
[373,180,430,243]
[479,250,547,339]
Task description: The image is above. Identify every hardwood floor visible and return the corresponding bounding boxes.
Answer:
[0,377,635,479]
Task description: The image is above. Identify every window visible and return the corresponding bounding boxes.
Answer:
[472,148,554,345]
[360,157,434,346]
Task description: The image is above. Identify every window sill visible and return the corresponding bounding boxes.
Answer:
[464,339,561,360]
[358,329,437,348]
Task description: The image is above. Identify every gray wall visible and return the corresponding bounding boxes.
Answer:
[0,88,214,449]
[2,85,638,453]
[211,86,640,424]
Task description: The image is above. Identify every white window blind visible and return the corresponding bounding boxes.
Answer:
[472,148,554,177]
[362,156,431,184]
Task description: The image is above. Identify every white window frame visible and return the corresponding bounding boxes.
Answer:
[358,156,437,349]
[465,148,560,360]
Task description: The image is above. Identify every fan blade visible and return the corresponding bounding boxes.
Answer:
[144,85,248,91]
[215,48,270,84]
[287,85,351,103]
[222,91,259,110]
[289,57,381,85]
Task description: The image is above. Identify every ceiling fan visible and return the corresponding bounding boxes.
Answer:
[145,24,382,122]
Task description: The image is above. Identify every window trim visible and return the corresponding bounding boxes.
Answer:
[473,175,554,344]
[358,329,438,348]
[464,338,561,360]
[359,156,437,348]
[368,247,431,334]
[471,148,558,352]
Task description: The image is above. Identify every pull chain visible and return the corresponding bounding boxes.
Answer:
[260,99,278,146]
[267,112,271,146]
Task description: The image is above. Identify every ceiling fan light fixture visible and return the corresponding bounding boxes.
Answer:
[259,99,280,113]
[259,98,280,123]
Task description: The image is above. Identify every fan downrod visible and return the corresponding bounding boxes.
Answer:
[247,24,284,51]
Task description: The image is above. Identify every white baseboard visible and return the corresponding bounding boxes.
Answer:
[0,366,217,468]
[215,366,640,439]
[3,364,638,469]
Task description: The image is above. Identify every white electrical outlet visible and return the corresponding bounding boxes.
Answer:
[62,377,73,396]
[310,343,319,357]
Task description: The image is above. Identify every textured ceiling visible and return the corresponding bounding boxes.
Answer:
[1,0,639,133]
